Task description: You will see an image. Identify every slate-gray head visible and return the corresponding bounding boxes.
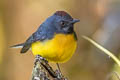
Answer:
[42,11,80,34]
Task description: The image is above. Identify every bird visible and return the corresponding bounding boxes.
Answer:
[11,11,80,63]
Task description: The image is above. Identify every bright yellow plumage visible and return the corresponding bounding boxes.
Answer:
[31,33,77,63]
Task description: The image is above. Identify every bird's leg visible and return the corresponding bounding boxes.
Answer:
[55,63,68,80]
[55,63,63,79]
[56,63,61,73]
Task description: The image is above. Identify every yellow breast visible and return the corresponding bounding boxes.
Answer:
[31,33,77,63]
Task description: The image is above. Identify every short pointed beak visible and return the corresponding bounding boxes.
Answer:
[71,19,80,24]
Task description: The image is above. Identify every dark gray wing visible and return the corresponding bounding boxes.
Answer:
[20,35,33,53]
[20,31,47,53]
[20,26,54,53]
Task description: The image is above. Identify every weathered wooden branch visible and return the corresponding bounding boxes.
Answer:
[31,55,68,80]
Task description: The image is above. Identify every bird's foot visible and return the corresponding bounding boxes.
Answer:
[54,70,67,80]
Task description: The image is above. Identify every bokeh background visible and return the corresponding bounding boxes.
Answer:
[1,0,120,80]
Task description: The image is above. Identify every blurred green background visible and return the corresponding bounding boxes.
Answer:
[1,0,120,80]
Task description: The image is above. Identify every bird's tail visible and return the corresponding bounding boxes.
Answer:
[10,43,24,49]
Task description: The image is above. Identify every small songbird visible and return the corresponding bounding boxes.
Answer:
[12,11,80,63]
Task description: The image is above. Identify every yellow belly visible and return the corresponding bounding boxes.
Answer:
[31,33,77,63]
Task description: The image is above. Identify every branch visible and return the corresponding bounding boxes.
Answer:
[31,55,68,80]
[82,36,120,67]
[113,71,120,80]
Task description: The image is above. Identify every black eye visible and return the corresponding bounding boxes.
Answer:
[60,21,66,27]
